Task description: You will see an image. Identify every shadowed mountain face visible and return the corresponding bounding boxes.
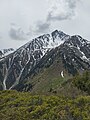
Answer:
[0,30,90,91]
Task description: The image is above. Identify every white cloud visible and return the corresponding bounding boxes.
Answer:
[47,0,79,21]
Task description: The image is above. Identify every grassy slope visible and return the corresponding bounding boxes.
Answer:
[24,59,86,97]
[25,58,71,94]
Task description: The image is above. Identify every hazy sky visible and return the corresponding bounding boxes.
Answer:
[0,0,90,49]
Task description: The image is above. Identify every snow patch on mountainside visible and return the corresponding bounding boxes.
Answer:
[80,51,89,61]
[61,71,64,78]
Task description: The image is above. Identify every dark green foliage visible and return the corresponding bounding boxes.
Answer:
[73,71,90,94]
[0,90,90,120]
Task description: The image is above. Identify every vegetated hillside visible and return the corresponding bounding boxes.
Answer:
[73,71,90,95]
[0,71,90,120]
[14,62,90,97]
[0,90,90,120]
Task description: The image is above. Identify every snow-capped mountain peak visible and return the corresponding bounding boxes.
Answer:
[31,30,69,49]
[0,30,90,91]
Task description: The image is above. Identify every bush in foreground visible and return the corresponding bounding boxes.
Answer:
[0,90,90,120]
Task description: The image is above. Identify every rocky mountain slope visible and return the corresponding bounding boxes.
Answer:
[0,30,90,91]
[0,48,14,59]
[15,35,90,92]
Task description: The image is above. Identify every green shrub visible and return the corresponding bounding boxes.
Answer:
[73,71,90,94]
[0,90,90,120]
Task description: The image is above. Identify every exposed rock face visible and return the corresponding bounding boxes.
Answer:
[0,30,90,90]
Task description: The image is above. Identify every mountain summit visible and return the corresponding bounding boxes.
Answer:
[0,30,90,91]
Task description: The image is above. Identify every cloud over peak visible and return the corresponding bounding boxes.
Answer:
[34,0,79,35]
[34,21,50,34]
[9,0,80,40]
